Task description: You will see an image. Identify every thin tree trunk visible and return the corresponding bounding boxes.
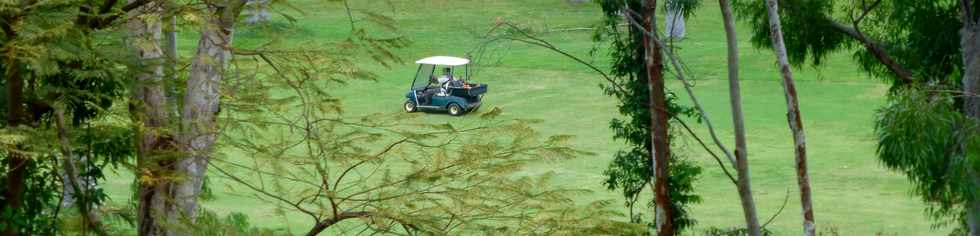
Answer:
[125,1,172,235]
[641,0,674,235]
[2,56,26,236]
[718,0,762,235]
[960,2,980,235]
[763,1,816,235]
[172,0,245,229]
[165,14,179,116]
[54,108,109,236]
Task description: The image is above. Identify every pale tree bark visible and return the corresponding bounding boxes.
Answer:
[54,108,109,236]
[125,1,173,235]
[960,8,980,236]
[641,0,674,235]
[165,13,179,115]
[960,2,980,235]
[718,0,762,235]
[763,1,816,236]
[172,0,246,229]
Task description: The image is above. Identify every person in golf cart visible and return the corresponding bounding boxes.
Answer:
[436,68,453,95]
[404,56,486,116]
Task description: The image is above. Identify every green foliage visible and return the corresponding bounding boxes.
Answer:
[666,0,703,18]
[0,0,134,234]
[702,226,774,236]
[732,0,964,86]
[858,0,962,84]
[0,156,60,235]
[875,88,978,229]
[191,209,285,236]
[732,0,846,67]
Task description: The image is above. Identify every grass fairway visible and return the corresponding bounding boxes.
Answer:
[102,0,948,235]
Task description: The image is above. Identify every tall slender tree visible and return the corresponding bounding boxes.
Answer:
[718,0,762,235]
[762,0,815,235]
[640,0,676,234]
[173,0,246,227]
[125,0,175,234]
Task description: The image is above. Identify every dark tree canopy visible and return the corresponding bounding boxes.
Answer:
[733,0,965,87]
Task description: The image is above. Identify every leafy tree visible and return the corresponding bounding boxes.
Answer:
[204,35,639,235]
[594,0,704,234]
[0,0,140,234]
[733,0,980,234]
[876,88,978,235]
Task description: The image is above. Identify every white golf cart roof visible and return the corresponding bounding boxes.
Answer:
[415,56,469,66]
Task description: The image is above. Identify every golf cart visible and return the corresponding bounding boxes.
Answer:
[404,56,487,116]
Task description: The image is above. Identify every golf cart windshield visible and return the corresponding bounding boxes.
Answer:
[412,64,435,90]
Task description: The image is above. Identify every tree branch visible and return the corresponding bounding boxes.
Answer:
[477,22,630,96]
[622,8,738,167]
[305,211,418,236]
[827,21,914,84]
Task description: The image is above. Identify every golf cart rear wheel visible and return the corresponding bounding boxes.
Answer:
[448,103,463,116]
[404,100,417,112]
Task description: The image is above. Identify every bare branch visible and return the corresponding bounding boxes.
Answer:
[622,8,738,167]
[478,22,630,95]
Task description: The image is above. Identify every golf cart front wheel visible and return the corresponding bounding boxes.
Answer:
[448,103,463,116]
[404,100,417,112]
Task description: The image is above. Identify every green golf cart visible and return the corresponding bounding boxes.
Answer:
[403,56,487,116]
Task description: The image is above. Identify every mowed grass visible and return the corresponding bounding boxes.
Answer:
[100,0,948,235]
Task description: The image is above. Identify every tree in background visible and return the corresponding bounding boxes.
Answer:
[735,0,979,234]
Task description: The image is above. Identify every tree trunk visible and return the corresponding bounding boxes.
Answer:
[165,14,179,116]
[718,0,762,235]
[960,13,980,236]
[641,1,675,235]
[54,108,109,236]
[125,1,172,235]
[173,0,245,228]
[763,1,816,236]
[2,56,27,236]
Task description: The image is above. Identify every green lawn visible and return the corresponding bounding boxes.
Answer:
[103,0,947,235]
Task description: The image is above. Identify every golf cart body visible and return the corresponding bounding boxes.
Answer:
[404,56,487,116]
